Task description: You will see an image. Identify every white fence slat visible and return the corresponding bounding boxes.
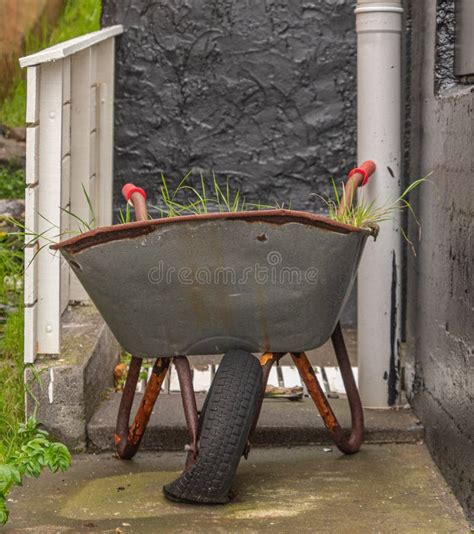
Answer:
[60,152,71,313]
[60,258,70,314]
[26,66,39,123]
[60,203,70,240]
[36,60,63,355]
[19,26,123,67]
[24,245,38,306]
[324,367,346,395]
[69,48,94,301]
[267,367,279,387]
[62,102,71,157]
[89,174,98,224]
[323,367,359,395]
[169,365,181,392]
[281,366,302,388]
[193,367,212,392]
[25,126,39,185]
[24,304,38,364]
[96,37,115,226]
[89,130,96,178]
[62,57,71,104]
[61,155,71,212]
[89,84,97,133]
[314,367,326,392]
[24,185,38,244]
[352,367,359,384]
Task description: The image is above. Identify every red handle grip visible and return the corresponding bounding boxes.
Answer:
[337,160,376,217]
[347,160,376,186]
[122,183,147,202]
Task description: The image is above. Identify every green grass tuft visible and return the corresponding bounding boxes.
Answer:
[149,172,283,218]
[0,232,25,465]
[316,177,428,231]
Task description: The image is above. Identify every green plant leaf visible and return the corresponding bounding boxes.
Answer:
[0,464,21,493]
[44,443,72,473]
[0,496,9,526]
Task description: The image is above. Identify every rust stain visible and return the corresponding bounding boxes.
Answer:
[291,337,363,455]
[51,209,372,255]
[259,352,274,367]
[116,357,170,459]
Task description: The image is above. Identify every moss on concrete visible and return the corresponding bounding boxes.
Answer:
[8,445,469,533]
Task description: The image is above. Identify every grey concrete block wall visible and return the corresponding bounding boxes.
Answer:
[405,0,474,522]
[101,0,357,211]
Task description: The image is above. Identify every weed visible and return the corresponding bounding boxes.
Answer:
[0,418,71,524]
[311,176,428,245]
[149,172,282,218]
[0,229,71,525]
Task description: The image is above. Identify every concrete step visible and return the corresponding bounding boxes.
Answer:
[88,390,424,452]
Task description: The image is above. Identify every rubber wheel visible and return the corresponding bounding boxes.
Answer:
[163,350,263,504]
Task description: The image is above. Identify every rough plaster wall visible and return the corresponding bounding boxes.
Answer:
[101,0,358,325]
[406,0,474,521]
[101,0,356,210]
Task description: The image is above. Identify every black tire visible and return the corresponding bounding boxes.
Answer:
[163,350,263,504]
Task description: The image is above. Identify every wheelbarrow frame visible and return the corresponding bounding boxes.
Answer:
[114,322,363,461]
[53,161,375,467]
[112,162,374,461]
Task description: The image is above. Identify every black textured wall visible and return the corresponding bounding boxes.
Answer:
[101,0,357,211]
[406,0,474,522]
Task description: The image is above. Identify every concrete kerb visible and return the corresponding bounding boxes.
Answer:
[25,304,120,451]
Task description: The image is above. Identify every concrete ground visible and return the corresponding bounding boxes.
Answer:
[6,444,469,533]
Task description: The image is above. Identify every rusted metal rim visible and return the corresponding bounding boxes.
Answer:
[51,209,374,253]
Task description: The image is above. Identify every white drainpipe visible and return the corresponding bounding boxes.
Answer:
[355,0,404,408]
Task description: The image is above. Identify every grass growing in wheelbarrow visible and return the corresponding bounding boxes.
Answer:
[321,177,427,229]
[146,172,286,219]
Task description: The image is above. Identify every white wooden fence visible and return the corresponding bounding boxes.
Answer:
[19,26,123,363]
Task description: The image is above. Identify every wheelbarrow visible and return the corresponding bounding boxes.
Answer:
[52,160,376,504]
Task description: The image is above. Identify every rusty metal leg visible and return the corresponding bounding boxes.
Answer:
[173,356,199,469]
[330,322,364,451]
[291,323,363,454]
[115,356,170,459]
[244,352,285,456]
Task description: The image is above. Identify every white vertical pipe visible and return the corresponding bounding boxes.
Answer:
[355,1,403,408]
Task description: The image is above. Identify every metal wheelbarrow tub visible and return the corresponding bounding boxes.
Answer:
[53,209,371,358]
[53,164,375,503]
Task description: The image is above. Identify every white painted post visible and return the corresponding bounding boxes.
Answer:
[355,1,403,407]
[96,38,115,226]
[69,47,95,301]
[60,57,72,314]
[24,66,40,363]
[36,60,63,355]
